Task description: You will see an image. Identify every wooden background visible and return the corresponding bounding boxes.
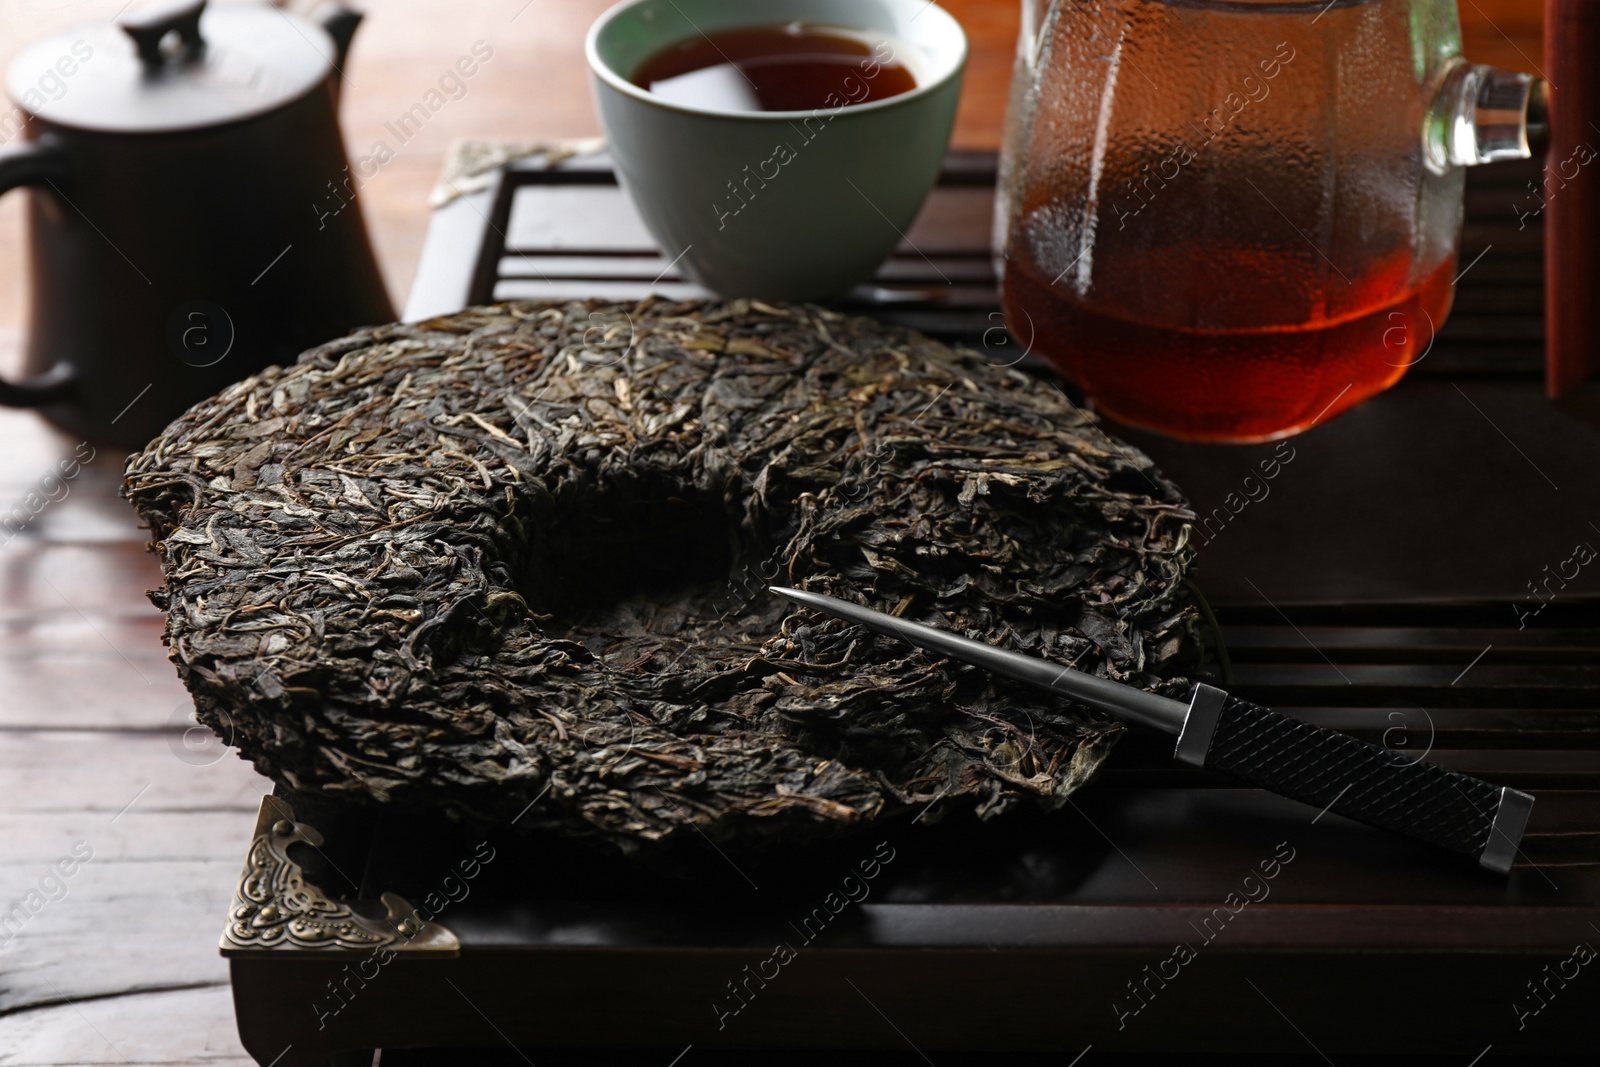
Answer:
[0,0,1549,351]
[0,2,1546,1064]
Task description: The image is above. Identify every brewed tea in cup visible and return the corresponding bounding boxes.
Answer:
[632,23,919,112]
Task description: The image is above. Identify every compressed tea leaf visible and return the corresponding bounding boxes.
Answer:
[126,300,1211,852]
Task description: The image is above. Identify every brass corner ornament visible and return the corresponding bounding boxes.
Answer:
[221,796,460,956]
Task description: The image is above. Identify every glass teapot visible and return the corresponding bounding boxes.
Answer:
[995,0,1544,442]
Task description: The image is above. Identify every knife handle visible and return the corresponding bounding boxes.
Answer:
[1176,684,1535,874]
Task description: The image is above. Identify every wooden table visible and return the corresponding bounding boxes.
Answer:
[0,2,1555,1065]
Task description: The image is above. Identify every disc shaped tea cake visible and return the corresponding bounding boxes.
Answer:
[126,300,1209,851]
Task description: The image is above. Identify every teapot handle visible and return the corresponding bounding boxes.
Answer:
[0,139,77,409]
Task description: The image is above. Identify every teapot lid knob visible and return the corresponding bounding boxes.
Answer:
[120,0,208,68]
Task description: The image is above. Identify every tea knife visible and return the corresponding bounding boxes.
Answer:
[772,586,1535,874]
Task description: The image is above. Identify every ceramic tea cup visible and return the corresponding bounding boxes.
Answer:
[587,0,966,301]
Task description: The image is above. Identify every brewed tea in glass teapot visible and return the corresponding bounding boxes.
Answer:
[996,0,1544,441]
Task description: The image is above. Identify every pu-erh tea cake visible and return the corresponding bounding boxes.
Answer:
[125,300,1211,852]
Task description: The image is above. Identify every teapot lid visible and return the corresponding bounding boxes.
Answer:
[4,0,335,134]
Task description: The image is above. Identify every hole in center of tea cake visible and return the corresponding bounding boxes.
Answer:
[515,473,739,629]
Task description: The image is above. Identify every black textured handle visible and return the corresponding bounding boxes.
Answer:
[1198,691,1525,867]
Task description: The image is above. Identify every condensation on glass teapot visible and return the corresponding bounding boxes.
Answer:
[996,0,1545,443]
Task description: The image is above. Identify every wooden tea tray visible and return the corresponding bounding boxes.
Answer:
[223,152,1599,1066]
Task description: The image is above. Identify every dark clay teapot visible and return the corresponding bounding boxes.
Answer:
[0,0,393,447]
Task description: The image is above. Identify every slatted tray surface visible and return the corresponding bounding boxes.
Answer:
[234,152,1600,1064]
[407,151,1545,377]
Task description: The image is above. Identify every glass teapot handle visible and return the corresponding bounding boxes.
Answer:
[1425,61,1549,172]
